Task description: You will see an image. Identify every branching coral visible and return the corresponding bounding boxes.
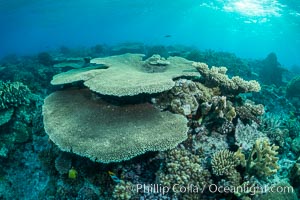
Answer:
[200,96,236,122]
[211,149,239,176]
[193,62,261,95]
[246,138,280,177]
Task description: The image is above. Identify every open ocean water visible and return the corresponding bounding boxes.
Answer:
[0,0,300,200]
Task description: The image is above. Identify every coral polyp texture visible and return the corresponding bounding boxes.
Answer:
[0,80,30,110]
[51,53,199,96]
[192,62,261,95]
[42,89,188,163]
[211,149,239,176]
[158,148,212,199]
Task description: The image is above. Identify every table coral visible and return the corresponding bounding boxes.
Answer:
[43,89,189,163]
[51,53,199,97]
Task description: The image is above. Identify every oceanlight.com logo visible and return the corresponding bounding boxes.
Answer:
[128,183,294,196]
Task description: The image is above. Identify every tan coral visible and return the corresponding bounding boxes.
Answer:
[51,54,199,97]
[211,149,239,176]
[193,62,261,95]
[43,89,188,163]
[112,180,136,200]
[246,138,280,177]
[158,148,211,199]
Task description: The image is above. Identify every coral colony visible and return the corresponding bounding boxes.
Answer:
[0,45,299,200]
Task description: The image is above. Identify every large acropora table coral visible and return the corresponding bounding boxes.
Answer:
[43,89,188,163]
[51,54,199,96]
[43,53,265,165]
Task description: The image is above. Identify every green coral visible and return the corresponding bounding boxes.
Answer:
[0,108,14,126]
[0,81,30,110]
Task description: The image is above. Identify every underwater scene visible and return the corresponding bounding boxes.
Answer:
[1,0,300,199]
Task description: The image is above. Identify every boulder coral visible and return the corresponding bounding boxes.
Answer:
[158,148,212,198]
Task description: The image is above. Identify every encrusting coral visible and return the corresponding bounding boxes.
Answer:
[42,89,188,163]
[51,53,199,97]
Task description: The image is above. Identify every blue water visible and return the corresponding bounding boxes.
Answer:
[0,0,300,67]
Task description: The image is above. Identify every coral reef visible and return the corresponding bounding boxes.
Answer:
[43,89,188,163]
[55,152,73,175]
[37,52,53,66]
[185,49,252,78]
[286,75,300,110]
[193,131,229,157]
[1,45,299,200]
[287,75,300,98]
[142,54,170,73]
[253,182,298,200]
[292,137,300,155]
